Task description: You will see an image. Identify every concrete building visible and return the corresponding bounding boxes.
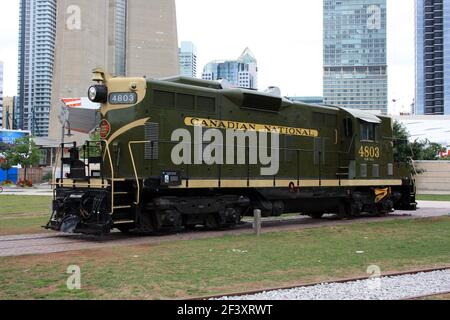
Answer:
[202,48,258,89]
[48,0,179,143]
[179,41,198,78]
[323,0,388,114]
[414,161,450,194]
[125,0,179,77]
[2,97,16,130]
[17,0,57,137]
[415,0,450,115]
[0,61,3,128]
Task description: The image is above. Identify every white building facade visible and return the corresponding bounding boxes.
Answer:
[179,41,198,78]
[395,115,450,146]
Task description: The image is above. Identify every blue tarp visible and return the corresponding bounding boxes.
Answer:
[0,168,19,184]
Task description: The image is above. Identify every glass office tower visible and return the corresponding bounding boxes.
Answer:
[415,0,450,115]
[323,0,388,114]
[202,48,258,89]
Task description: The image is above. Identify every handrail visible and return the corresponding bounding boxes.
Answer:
[409,157,419,177]
[344,134,356,155]
[128,141,150,205]
[101,140,115,214]
[52,147,62,187]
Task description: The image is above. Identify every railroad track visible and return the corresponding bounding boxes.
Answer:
[407,291,450,300]
[192,267,450,301]
[0,209,446,258]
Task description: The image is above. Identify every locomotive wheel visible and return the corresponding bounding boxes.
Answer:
[309,213,324,219]
[116,224,134,234]
[337,201,356,220]
[373,206,388,217]
[204,214,219,229]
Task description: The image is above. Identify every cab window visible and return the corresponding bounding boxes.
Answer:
[360,122,377,141]
[344,118,353,137]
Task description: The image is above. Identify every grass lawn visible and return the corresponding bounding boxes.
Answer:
[0,195,52,235]
[417,194,450,202]
[0,217,449,300]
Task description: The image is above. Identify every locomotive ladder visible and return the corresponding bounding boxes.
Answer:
[104,141,124,214]
[103,140,150,215]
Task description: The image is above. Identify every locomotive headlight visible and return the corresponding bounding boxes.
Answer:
[88,86,97,101]
[88,85,108,103]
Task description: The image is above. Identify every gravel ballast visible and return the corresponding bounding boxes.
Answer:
[218,270,450,300]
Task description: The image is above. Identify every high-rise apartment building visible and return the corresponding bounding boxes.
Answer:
[179,41,198,78]
[0,62,3,128]
[48,0,179,142]
[16,0,57,136]
[415,0,450,115]
[323,0,388,114]
[202,48,258,89]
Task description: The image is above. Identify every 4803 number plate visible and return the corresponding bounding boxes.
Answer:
[108,92,138,105]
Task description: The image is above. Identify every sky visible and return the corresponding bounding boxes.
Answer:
[0,0,415,115]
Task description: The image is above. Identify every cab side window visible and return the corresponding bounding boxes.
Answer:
[344,118,353,137]
[360,122,377,142]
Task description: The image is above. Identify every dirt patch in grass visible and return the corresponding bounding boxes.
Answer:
[0,217,449,300]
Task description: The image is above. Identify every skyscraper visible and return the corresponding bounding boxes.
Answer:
[415,0,450,115]
[202,48,258,89]
[0,62,3,128]
[179,41,198,78]
[323,0,388,114]
[48,0,179,142]
[17,0,57,136]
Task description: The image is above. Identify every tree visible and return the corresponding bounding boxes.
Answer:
[7,136,41,182]
[393,121,446,161]
[393,121,411,163]
[90,129,100,142]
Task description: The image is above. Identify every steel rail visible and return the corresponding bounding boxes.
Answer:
[190,266,450,301]
[406,291,450,300]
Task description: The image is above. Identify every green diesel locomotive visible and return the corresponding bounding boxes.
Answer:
[46,68,416,235]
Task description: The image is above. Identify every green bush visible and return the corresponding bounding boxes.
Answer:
[42,172,52,182]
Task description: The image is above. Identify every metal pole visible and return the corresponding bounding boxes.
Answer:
[61,120,65,146]
[253,209,262,236]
